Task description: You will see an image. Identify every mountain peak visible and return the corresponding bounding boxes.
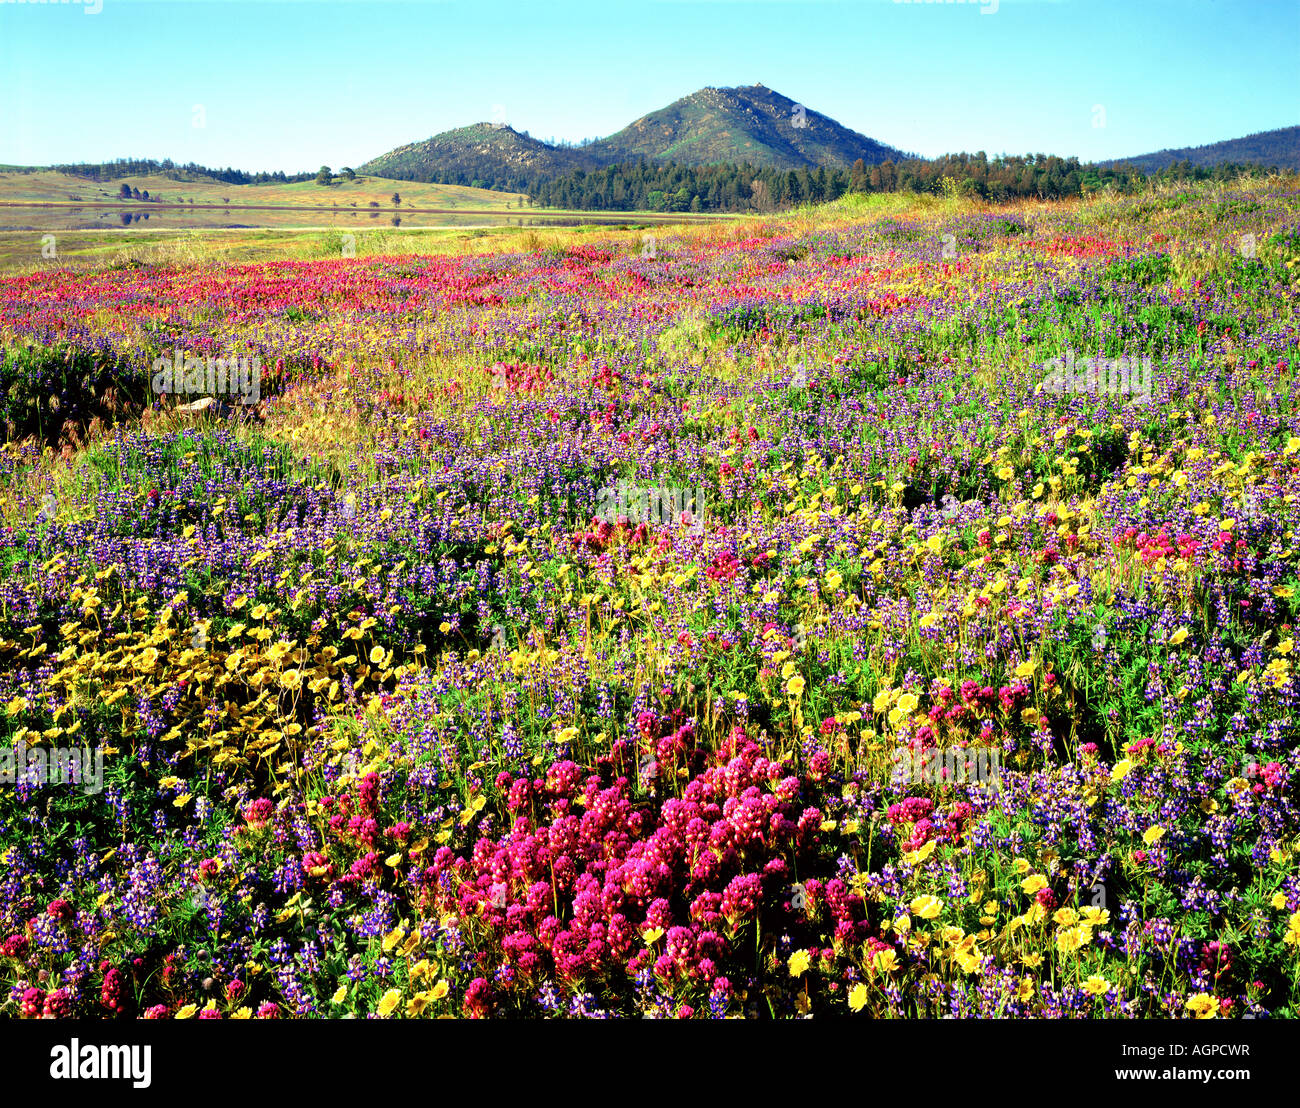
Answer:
[359,84,910,185]
[590,84,907,169]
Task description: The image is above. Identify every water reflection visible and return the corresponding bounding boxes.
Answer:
[0,204,711,233]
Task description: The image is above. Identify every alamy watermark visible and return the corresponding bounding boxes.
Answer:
[2,0,102,13]
[150,349,261,406]
[1,741,105,796]
[1038,351,1151,405]
[595,480,706,534]
[892,744,1002,791]
[895,0,998,14]
[50,1039,150,1088]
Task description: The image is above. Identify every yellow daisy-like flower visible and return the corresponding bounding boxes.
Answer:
[1142,825,1166,846]
[996,466,1014,481]
[406,993,432,1018]
[1168,627,1189,646]
[174,1003,198,1019]
[1185,993,1220,1019]
[1014,660,1036,678]
[251,604,269,621]
[1020,874,1048,895]
[785,676,806,697]
[376,988,402,1018]
[781,660,798,679]
[847,982,868,1012]
[430,980,450,1001]
[280,668,303,691]
[909,895,942,920]
[896,693,918,714]
[1111,759,1133,781]
[901,839,936,866]
[331,984,348,1004]
[1055,925,1089,953]
[1082,976,1111,996]
[1271,892,1288,910]
[871,949,899,975]
[872,689,893,713]
[788,949,811,976]
[369,645,386,665]
[643,926,664,944]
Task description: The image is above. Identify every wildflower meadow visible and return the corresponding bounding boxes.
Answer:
[1,180,1298,1022]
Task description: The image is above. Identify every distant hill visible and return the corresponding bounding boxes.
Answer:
[1103,126,1299,173]
[359,124,598,190]
[0,158,312,186]
[359,85,911,188]
[583,85,911,169]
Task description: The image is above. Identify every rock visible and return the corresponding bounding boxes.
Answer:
[175,396,222,415]
[174,396,264,421]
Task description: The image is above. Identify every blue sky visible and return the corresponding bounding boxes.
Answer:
[1,0,1297,173]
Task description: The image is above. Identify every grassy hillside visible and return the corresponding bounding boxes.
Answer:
[0,171,529,232]
[0,170,526,209]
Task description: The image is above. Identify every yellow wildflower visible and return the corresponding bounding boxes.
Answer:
[909,895,942,920]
